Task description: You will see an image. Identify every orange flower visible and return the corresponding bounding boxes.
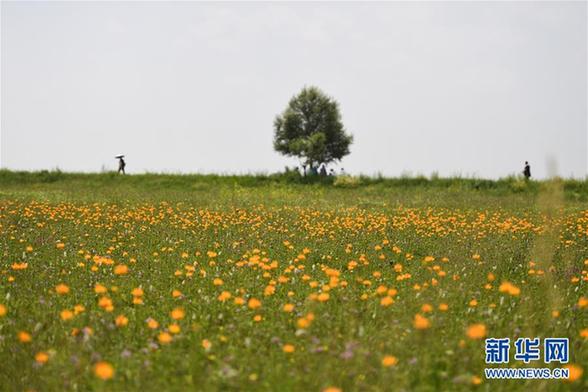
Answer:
[297,317,310,329]
[94,361,115,380]
[98,296,114,312]
[578,297,588,308]
[564,364,583,382]
[283,344,295,353]
[413,314,431,330]
[317,293,330,302]
[382,355,398,367]
[55,284,70,295]
[0,304,6,317]
[158,332,172,344]
[248,298,261,310]
[60,309,74,321]
[466,323,487,340]
[168,323,181,334]
[11,262,28,270]
[172,289,182,298]
[283,303,295,313]
[113,264,128,275]
[35,351,49,364]
[94,284,108,294]
[218,291,232,302]
[202,339,212,351]
[170,307,185,320]
[438,303,449,311]
[421,304,433,313]
[213,278,223,286]
[380,296,394,306]
[131,287,144,297]
[18,331,32,343]
[580,329,588,339]
[115,315,128,327]
[147,318,159,329]
[499,281,520,296]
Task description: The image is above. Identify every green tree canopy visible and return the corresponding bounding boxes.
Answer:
[273,86,353,170]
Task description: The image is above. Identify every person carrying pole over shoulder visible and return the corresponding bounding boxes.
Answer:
[116,155,126,175]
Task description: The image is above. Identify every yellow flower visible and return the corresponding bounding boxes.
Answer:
[18,331,32,343]
[283,303,295,313]
[56,242,65,249]
[283,344,295,353]
[382,355,398,367]
[466,323,487,340]
[213,278,223,286]
[169,323,181,334]
[94,361,115,380]
[55,284,70,295]
[413,314,431,330]
[170,307,185,320]
[35,351,49,364]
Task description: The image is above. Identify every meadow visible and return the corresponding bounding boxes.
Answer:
[0,171,586,391]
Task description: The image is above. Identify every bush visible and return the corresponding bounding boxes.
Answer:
[333,175,361,188]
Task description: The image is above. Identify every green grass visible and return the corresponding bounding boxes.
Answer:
[0,170,586,391]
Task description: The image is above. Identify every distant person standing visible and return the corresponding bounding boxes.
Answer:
[523,161,531,179]
[116,155,126,175]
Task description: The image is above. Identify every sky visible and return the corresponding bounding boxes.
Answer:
[1,1,586,179]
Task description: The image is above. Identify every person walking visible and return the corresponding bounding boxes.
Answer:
[116,155,126,175]
[523,161,531,179]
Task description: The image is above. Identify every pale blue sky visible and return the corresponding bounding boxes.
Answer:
[1,1,586,178]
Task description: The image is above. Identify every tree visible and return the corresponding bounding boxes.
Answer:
[273,86,353,172]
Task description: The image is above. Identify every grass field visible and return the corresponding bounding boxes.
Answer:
[0,171,586,391]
